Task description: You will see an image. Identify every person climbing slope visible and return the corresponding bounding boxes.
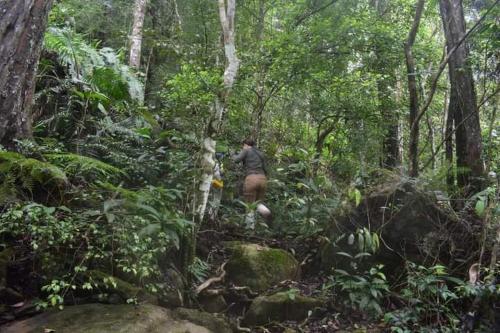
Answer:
[232,138,272,229]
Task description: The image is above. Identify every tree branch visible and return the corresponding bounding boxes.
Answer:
[294,0,339,27]
[411,0,499,132]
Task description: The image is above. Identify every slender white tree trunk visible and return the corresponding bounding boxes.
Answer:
[195,0,240,222]
[129,0,148,69]
[173,0,183,31]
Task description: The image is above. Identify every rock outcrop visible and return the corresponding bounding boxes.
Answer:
[320,180,473,275]
[2,303,232,333]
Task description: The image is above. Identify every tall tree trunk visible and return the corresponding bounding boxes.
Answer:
[372,0,400,170]
[443,89,455,187]
[425,113,436,170]
[405,0,426,177]
[439,0,484,193]
[377,71,400,168]
[0,0,53,149]
[484,93,497,174]
[129,0,148,69]
[313,121,337,176]
[445,102,455,187]
[183,0,240,281]
[252,0,267,144]
[195,0,240,222]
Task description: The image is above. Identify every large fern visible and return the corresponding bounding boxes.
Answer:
[0,152,68,196]
[44,27,144,103]
[44,153,125,180]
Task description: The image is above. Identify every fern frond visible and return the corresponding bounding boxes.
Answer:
[96,182,138,201]
[0,151,68,188]
[44,153,125,179]
[0,175,18,204]
[44,27,143,103]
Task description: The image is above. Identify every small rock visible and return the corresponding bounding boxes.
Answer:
[13,301,40,318]
[243,291,325,326]
[172,308,232,333]
[199,294,227,313]
[157,268,184,308]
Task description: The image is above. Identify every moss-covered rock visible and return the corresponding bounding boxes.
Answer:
[243,292,325,326]
[1,304,220,333]
[172,308,233,333]
[225,243,300,292]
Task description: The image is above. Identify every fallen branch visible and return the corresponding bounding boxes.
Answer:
[202,288,225,296]
[195,262,227,295]
[230,285,259,297]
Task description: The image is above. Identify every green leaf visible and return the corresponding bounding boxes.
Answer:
[357,233,365,252]
[475,199,486,217]
[354,189,361,206]
[354,252,371,259]
[336,252,353,259]
[372,233,380,252]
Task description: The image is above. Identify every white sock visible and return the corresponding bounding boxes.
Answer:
[256,203,271,218]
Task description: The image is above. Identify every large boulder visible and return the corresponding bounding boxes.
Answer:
[243,292,325,326]
[225,243,300,292]
[1,303,231,333]
[320,179,473,275]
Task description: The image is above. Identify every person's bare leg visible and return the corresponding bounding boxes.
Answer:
[243,175,258,229]
[256,175,272,222]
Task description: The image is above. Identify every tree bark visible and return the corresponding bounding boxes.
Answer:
[371,0,400,170]
[195,0,240,222]
[129,0,148,69]
[485,96,497,173]
[313,119,337,176]
[0,0,53,148]
[183,0,240,281]
[425,113,436,170]
[405,0,426,177]
[253,0,266,144]
[381,90,401,169]
[443,90,455,187]
[439,0,484,192]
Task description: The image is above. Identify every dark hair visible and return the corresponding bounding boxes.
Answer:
[243,138,255,146]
